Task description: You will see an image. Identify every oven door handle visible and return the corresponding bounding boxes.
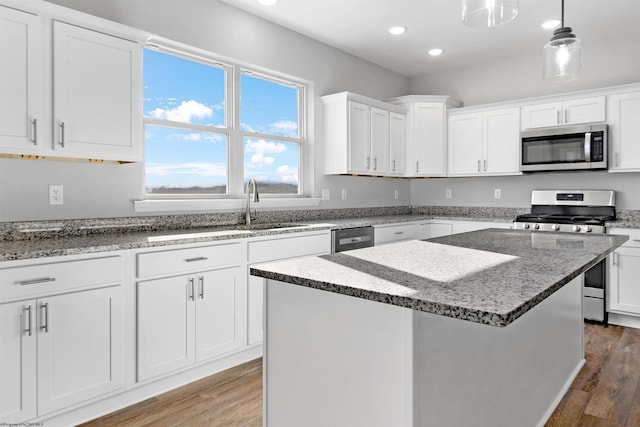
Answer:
[584,132,592,162]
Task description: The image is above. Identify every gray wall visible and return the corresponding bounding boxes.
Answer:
[0,0,411,222]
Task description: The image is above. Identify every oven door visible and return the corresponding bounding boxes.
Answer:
[583,258,606,322]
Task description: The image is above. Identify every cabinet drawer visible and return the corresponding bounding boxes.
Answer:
[0,255,123,302]
[137,242,242,278]
[374,224,417,245]
[248,232,330,264]
[608,228,640,248]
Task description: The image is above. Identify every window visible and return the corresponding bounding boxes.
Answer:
[143,47,306,198]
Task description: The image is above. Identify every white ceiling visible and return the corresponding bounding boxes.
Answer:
[219,0,640,77]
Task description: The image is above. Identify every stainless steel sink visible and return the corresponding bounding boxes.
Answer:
[231,223,307,231]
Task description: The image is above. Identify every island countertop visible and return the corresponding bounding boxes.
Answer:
[250,228,628,327]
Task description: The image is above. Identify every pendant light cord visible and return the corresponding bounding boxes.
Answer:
[561,0,565,27]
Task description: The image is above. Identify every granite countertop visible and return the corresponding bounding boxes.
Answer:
[250,228,629,327]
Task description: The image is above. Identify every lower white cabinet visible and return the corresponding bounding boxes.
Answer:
[0,271,124,423]
[374,222,417,245]
[608,228,640,315]
[137,266,243,381]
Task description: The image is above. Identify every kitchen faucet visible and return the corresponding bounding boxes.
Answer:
[245,178,259,226]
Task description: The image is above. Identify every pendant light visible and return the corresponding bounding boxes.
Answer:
[543,0,581,81]
[462,0,519,28]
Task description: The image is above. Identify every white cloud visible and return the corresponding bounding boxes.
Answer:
[246,139,286,155]
[276,165,298,184]
[251,153,275,166]
[269,120,297,136]
[183,133,202,141]
[150,100,213,123]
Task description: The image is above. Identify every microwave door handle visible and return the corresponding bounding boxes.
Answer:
[584,132,591,161]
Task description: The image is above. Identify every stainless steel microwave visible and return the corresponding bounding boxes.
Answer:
[520,123,607,172]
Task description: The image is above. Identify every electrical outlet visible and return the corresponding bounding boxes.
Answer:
[321,189,330,200]
[341,189,347,200]
[445,189,452,199]
[494,189,502,199]
[49,184,64,205]
[394,189,399,200]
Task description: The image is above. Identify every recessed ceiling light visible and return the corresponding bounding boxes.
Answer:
[258,0,277,5]
[388,26,406,35]
[428,48,444,56]
[541,19,561,30]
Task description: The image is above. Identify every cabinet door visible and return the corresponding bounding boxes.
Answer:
[137,275,195,381]
[247,274,265,346]
[483,108,520,174]
[348,101,371,173]
[37,286,124,414]
[370,107,389,174]
[521,102,562,129]
[374,223,417,245]
[429,223,453,238]
[195,268,244,361]
[52,21,142,161]
[563,97,605,125]
[448,113,482,175]
[0,6,42,154]
[412,103,445,176]
[608,92,640,171]
[609,248,640,315]
[389,112,406,175]
[0,300,37,423]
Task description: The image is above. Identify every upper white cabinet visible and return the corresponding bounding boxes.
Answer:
[521,96,605,129]
[0,6,42,155]
[387,96,459,177]
[52,21,142,161]
[389,111,406,175]
[322,92,407,176]
[0,4,143,162]
[448,107,520,176]
[607,91,640,172]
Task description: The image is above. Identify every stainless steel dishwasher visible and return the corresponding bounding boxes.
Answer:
[331,226,374,253]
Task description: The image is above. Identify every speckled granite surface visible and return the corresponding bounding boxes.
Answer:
[251,228,629,327]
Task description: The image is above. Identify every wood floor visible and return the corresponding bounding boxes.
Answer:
[81,323,640,427]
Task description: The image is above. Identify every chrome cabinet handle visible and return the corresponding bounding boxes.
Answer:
[556,110,561,124]
[185,257,208,263]
[615,152,620,167]
[31,118,37,145]
[40,302,49,333]
[366,156,370,169]
[477,160,481,172]
[24,305,33,336]
[17,277,56,286]
[484,159,487,171]
[188,278,195,301]
[394,231,404,235]
[612,252,618,266]
[373,157,377,171]
[198,276,204,299]
[391,159,395,172]
[564,108,568,123]
[416,161,419,173]
[58,121,65,147]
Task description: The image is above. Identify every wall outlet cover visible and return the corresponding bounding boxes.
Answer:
[494,189,502,199]
[49,184,64,205]
[341,189,347,200]
[445,189,452,199]
[321,189,330,200]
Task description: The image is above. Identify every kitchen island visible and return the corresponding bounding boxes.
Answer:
[250,228,628,427]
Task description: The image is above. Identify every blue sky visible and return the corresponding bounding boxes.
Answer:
[143,48,299,190]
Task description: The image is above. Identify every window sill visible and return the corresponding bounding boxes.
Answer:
[133,197,322,213]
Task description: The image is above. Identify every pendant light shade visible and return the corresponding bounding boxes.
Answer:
[543,0,581,81]
[462,0,519,28]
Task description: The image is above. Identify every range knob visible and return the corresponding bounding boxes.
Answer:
[572,225,581,232]
[523,223,530,229]
[584,226,592,233]
[551,224,560,231]
[533,224,540,230]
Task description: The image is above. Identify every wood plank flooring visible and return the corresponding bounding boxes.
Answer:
[81,323,640,427]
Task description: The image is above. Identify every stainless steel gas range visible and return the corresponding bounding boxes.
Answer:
[514,190,615,325]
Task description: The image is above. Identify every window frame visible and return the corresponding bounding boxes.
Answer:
[142,42,309,201]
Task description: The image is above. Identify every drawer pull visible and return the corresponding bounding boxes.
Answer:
[185,257,208,263]
[40,302,49,333]
[17,277,56,286]
[394,231,405,235]
[188,278,195,301]
[198,276,205,299]
[24,305,33,336]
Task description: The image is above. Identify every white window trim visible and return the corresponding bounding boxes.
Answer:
[135,36,315,213]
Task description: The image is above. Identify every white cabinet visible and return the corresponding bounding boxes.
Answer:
[521,96,605,129]
[607,91,640,172]
[322,92,406,176]
[423,220,512,239]
[374,222,417,245]
[52,21,142,161]
[608,228,640,315]
[389,112,406,175]
[137,267,243,381]
[0,6,143,161]
[247,231,331,345]
[448,107,520,176]
[0,6,42,155]
[0,255,125,423]
[135,242,244,381]
[386,96,460,177]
